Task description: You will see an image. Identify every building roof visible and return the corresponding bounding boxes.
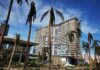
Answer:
[2,36,38,46]
[36,17,79,31]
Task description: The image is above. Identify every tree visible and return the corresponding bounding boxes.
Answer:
[23,1,36,70]
[41,47,48,63]
[82,41,89,57]
[65,20,82,42]
[0,1,29,65]
[92,39,100,70]
[7,34,20,70]
[88,32,93,70]
[82,32,93,70]
[0,0,29,45]
[65,20,82,69]
[82,41,90,70]
[92,40,100,57]
[0,0,36,69]
[40,7,64,63]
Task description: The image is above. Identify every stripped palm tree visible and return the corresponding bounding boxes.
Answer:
[23,1,36,70]
[92,40,100,70]
[88,32,93,70]
[0,1,28,68]
[65,20,82,69]
[41,47,47,63]
[82,32,93,70]
[37,52,41,63]
[66,31,75,42]
[95,46,100,64]
[65,20,82,42]
[7,34,20,70]
[76,21,84,70]
[40,7,64,63]
[82,41,92,69]
[82,41,90,58]
[0,0,29,44]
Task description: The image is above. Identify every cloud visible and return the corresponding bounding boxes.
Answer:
[0,5,7,21]
[56,8,84,20]
[9,0,29,25]
[0,0,100,41]
[33,5,50,27]
[65,8,83,18]
[81,20,100,34]
[59,8,100,35]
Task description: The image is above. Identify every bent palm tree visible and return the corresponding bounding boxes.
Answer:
[92,40,100,56]
[66,20,82,42]
[82,32,93,70]
[88,32,93,70]
[40,7,64,63]
[82,41,91,69]
[7,34,20,70]
[23,1,36,70]
[92,40,100,70]
[65,20,82,69]
[82,41,89,57]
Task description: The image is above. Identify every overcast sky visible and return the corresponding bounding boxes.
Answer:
[0,0,100,44]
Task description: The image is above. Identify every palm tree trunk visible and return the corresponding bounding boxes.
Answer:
[75,37,79,70]
[81,54,84,70]
[88,43,92,70]
[7,41,16,70]
[23,23,32,70]
[18,52,22,64]
[48,24,52,63]
[0,0,14,44]
[48,24,52,70]
[94,48,97,70]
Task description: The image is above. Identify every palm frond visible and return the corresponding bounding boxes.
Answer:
[92,39,100,48]
[16,34,20,46]
[76,20,82,38]
[26,1,36,24]
[92,40,96,49]
[88,32,93,44]
[25,0,29,5]
[49,7,55,26]
[40,10,49,22]
[96,40,100,43]
[55,9,64,20]
[95,46,100,55]
[17,0,22,5]
[82,41,89,53]
[67,31,74,42]
[78,20,82,27]
[76,27,82,38]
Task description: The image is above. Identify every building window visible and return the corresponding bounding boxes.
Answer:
[55,46,57,49]
[54,50,57,54]
[45,36,48,42]
[55,37,57,42]
[58,45,61,49]
[55,29,58,35]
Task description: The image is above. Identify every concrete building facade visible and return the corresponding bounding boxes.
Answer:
[35,17,82,65]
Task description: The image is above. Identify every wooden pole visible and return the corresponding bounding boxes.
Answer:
[7,41,16,70]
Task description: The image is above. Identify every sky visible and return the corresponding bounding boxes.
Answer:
[0,0,100,54]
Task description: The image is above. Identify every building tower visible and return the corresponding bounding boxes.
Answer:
[35,17,82,65]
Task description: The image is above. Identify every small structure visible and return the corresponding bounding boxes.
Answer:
[0,36,38,66]
[2,36,38,47]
